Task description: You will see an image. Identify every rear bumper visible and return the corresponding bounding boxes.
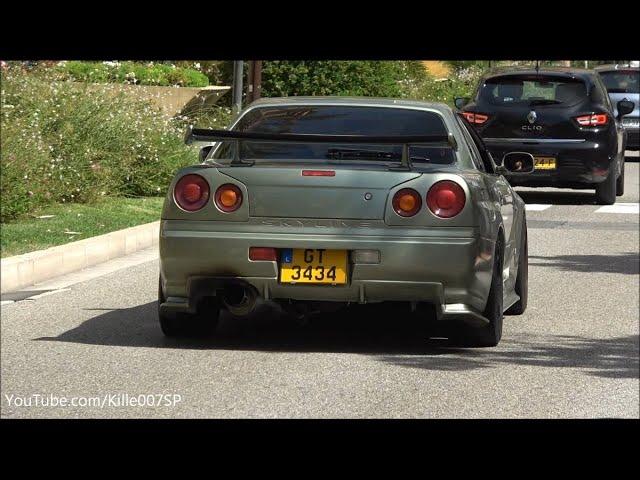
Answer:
[159,220,495,320]
[484,138,615,188]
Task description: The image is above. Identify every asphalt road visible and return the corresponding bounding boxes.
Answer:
[2,156,638,418]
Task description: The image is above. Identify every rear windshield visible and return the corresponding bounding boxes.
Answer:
[598,70,639,94]
[213,105,455,165]
[478,75,588,106]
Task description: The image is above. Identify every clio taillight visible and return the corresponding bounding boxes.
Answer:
[460,112,490,125]
[575,113,609,127]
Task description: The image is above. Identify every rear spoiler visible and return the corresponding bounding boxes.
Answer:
[184,126,458,168]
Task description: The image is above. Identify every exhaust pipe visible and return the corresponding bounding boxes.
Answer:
[502,152,535,173]
[221,284,259,317]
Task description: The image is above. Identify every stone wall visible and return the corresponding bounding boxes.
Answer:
[82,83,230,117]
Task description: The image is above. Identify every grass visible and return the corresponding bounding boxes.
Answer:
[0,196,164,257]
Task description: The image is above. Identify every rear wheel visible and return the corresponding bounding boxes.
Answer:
[616,158,625,197]
[158,278,220,337]
[505,220,528,315]
[451,235,504,347]
[595,164,617,205]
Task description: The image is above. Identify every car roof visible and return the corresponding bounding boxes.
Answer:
[247,96,454,114]
[482,66,596,81]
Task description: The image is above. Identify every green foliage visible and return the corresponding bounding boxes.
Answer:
[261,61,423,98]
[174,60,234,86]
[399,65,484,106]
[445,60,489,71]
[0,67,200,222]
[58,61,210,87]
[258,60,481,106]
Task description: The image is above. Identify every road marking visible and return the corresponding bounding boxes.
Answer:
[595,203,639,214]
[525,204,552,211]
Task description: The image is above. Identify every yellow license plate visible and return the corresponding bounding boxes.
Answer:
[534,157,557,170]
[280,249,347,284]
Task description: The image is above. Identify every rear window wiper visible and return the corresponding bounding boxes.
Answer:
[528,99,563,106]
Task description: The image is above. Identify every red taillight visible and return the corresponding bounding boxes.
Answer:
[460,111,489,125]
[392,188,422,217]
[214,184,243,213]
[302,170,336,177]
[575,113,609,127]
[249,247,277,261]
[426,181,466,219]
[174,174,210,212]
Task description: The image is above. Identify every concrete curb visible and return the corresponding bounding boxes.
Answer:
[1,221,160,293]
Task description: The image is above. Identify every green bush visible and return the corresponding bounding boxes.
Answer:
[58,61,210,88]
[261,61,423,98]
[399,65,484,106]
[0,67,203,222]
[259,60,482,107]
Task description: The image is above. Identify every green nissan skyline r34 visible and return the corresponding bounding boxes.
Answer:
[159,97,531,347]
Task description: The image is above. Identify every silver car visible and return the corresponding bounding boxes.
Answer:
[159,97,531,347]
[596,64,639,150]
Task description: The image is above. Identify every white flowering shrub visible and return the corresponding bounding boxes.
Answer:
[397,65,484,105]
[0,67,224,222]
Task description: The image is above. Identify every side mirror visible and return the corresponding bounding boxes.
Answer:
[199,145,213,162]
[454,97,470,110]
[617,99,635,119]
[502,152,534,174]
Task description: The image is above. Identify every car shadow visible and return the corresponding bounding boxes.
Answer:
[516,189,597,205]
[34,302,639,379]
[529,252,640,275]
[379,333,639,379]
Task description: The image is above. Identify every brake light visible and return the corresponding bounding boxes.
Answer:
[426,181,466,219]
[460,112,489,125]
[575,113,609,126]
[392,188,422,217]
[302,170,336,177]
[174,174,210,212]
[214,183,243,212]
[249,247,277,261]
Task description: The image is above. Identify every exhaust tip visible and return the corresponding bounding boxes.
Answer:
[502,151,535,173]
[222,284,259,317]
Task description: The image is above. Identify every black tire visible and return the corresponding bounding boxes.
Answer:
[616,158,625,197]
[158,278,220,337]
[451,234,504,347]
[505,220,528,315]
[595,164,617,205]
